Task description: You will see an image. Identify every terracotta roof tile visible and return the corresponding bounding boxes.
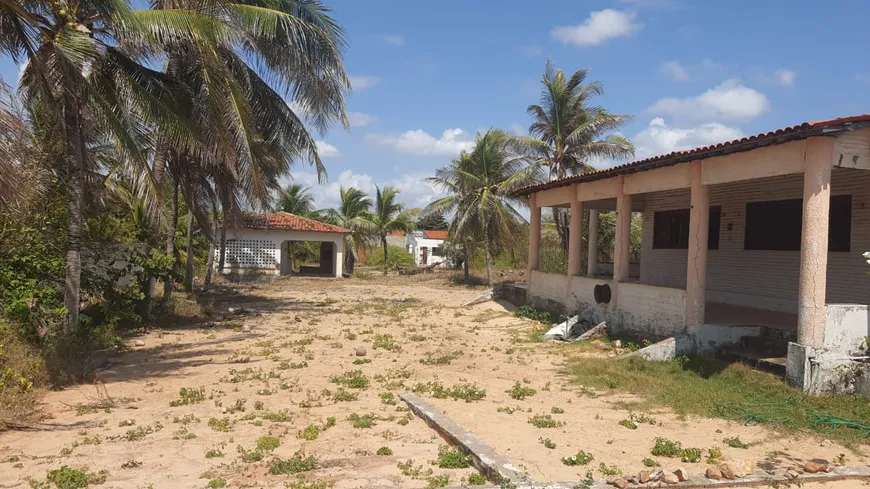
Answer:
[241,212,348,233]
[390,230,406,237]
[515,114,870,195]
[423,230,448,240]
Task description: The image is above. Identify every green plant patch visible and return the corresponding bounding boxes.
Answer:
[257,436,280,452]
[46,466,108,489]
[377,446,393,456]
[269,452,317,475]
[650,437,682,457]
[169,387,205,407]
[434,445,471,469]
[329,370,370,389]
[506,382,536,400]
[297,424,320,440]
[528,414,564,429]
[562,450,594,466]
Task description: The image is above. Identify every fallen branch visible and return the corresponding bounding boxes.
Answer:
[462,289,493,307]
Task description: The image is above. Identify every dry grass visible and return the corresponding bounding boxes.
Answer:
[0,321,48,428]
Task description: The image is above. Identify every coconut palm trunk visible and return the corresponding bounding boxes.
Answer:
[164,179,179,299]
[204,204,218,289]
[218,219,227,275]
[63,96,86,334]
[483,219,493,287]
[463,243,470,286]
[185,210,194,292]
[382,236,389,275]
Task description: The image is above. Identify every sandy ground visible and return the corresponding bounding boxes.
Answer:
[1,275,867,489]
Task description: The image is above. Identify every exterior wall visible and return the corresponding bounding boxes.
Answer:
[569,276,612,311]
[824,305,870,352]
[639,169,870,312]
[408,237,447,267]
[528,270,570,312]
[612,282,686,338]
[219,228,345,278]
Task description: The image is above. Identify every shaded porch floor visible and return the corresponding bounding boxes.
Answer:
[705,302,797,333]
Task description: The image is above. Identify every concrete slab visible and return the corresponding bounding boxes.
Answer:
[399,392,530,484]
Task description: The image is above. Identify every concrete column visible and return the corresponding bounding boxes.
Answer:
[527,193,541,280]
[334,238,345,278]
[587,210,599,276]
[567,189,584,277]
[797,137,834,349]
[612,178,631,309]
[685,161,709,328]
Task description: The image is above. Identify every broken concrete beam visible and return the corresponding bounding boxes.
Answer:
[399,392,529,484]
[574,322,607,341]
[624,336,677,361]
[543,315,579,341]
[462,289,493,307]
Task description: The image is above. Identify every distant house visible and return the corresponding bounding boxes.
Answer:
[217,212,348,278]
[407,230,449,267]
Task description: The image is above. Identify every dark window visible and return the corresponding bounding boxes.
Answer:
[653,207,721,250]
[432,247,443,256]
[744,195,851,252]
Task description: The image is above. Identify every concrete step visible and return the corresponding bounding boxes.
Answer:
[715,346,787,377]
[760,325,797,342]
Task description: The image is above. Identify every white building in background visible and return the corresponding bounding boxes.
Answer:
[406,230,449,267]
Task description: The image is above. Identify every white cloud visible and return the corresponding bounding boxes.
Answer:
[315,141,341,158]
[632,118,744,160]
[382,34,405,47]
[762,68,796,87]
[645,79,770,122]
[552,9,642,47]
[283,170,445,211]
[365,128,475,157]
[349,75,381,91]
[660,60,690,81]
[347,111,378,128]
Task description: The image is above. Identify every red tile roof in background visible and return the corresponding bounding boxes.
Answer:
[241,212,348,233]
[515,114,870,196]
[390,230,406,237]
[423,230,449,240]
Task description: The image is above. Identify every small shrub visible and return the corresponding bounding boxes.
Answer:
[528,414,564,429]
[681,447,702,463]
[467,474,486,485]
[551,407,564,414]
[257,436,280,452]
[269,451,317,475]
[353,359,371,365]
[506,382,536,400]
[46,466,108,489]
[629,412,656,425]
[124,425,156,441]
[650,437,682,457]
[618,419,637,430]
[325,416,336,428]
[347,412,377,429]
[207,417,233,432]
[642,457,659,467]
[207,478,227,488]
[332,389,359,402]
[598,462,622,476]
[380,392,397,405]
[169,387,205,407]
[434,445,471,469]
[514,305,556,324]
[723,436,749,449]
[539,438,556,449]
[420,350,463,366]
[205,449,224,459]
[706,448,723,464]
[238,445,264,463]
[409,334,426,342]
[297,424,320,441]
[121,460,142,469]
[261,410,292,422]
[329,370,370,389]
[377,446,393,456]
[562,450,594,466]
[426,474,450,489]
[373,334,402,352]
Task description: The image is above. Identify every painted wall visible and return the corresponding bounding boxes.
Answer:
[824,305,870,352]
[612,282,687,338]
[638,168,870,312]
[407,236,447,267]
[219,228,345,278]
[569,276,612,311]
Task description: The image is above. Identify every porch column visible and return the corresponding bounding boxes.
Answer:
[685,161,709,328]
[612,178,631,309]
[797,137,834,349]
[567,186,584,277]
[334,238,344,278]
[527,193,541,280]
[587,210,599,276]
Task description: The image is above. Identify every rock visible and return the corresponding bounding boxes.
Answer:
[661,473,679,485]
[133,339,145,347]
[294,315,303,322]
[638,470,650,483]
[786,469,801,479]
[705,467,722,480]
[820,439,832,447]
[649,468,664,481]
[355,346,367,357]
[730,459,753,477]
[204,321,216,328]
[613,339,623,348]
[673,468,689,482]
[717,462,736,480]
[241,325,252,333]
[610,478,629,489]
[803,461,827,474]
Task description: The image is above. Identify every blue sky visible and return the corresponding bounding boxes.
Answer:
[2,0,869,211]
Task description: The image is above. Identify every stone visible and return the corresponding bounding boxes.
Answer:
[355,346,367,357]
[786,469,801,479]
[611,478,629,489]
[638,470,651,483]
[730,459,753,477]
[133,339,145,347]
[661,473,679,485]
[613,339,623,348]
[803,461,827,474]
[649,468,664,481]
[820,439,832,447]
[241,325,252,333]
[705,467,722,480]
[673,468,689,482]
[718,462,736,480]
[294,315,302,322]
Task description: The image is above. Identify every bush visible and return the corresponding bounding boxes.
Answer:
[0,321,47,426]
[365,245,416,270]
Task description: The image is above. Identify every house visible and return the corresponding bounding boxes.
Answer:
[515,115,870,392]
[407,230,449,267]
[217,212,348,278]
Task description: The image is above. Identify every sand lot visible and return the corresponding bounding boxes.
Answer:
[1,275,866,489]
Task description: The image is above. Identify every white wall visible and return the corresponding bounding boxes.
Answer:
[408,236,447,266]
[218,229,345,278]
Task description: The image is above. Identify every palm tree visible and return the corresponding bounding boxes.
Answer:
[277,184,316,216]
[363,186,418,275]
[522,58,635,250]
[427,129,542,287]
[4,0,197,332]
[323,187,372,275]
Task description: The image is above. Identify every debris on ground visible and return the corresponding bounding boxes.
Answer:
[461,289,493,307]
[228,307,249,315]
[543,315,580,341]
[574,321,607,341]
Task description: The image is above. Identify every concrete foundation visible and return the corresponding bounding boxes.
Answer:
[786,342,870,395]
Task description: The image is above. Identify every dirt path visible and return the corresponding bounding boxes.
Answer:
[1,276,865,489]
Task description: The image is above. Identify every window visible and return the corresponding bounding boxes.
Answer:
[653,207,721,250]
[432,247,443,257]
[744,195,851,252]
